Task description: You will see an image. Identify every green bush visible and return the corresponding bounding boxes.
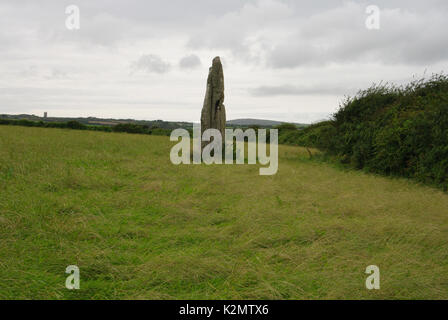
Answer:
[0,118,172,138]
[112,123,150,134]
[294,74,448,190]
[274,123,298,134]
[66,120,86,130]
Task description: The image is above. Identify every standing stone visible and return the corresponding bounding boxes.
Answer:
[201,56,226,149]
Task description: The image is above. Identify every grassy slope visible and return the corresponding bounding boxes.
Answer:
[1,126,447,299]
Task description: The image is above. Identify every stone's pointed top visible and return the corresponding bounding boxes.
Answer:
[212,56,222,66]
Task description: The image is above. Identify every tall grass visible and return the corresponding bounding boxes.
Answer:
[1,126,448,299]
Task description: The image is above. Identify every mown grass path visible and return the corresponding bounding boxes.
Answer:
[1,126,447,299]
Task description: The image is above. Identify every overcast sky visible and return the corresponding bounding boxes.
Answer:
[1,0,447,123]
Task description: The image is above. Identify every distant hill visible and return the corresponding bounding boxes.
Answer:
[0,114,192,130]
[227,118,307,128]
[0,114,308,129]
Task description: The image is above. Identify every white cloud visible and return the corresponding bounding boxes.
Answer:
[268,2,448,68]
[179,54,201,69]
[0,0,447,123]
[131,54,171,74]
[249,84,354,96]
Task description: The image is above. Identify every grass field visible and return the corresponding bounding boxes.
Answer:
[1,125,448,299]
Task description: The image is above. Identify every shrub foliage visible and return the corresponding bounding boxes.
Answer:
[0,119,171,137]
[281,74,448,189]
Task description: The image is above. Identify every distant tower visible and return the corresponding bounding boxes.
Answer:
[44,112,47,119]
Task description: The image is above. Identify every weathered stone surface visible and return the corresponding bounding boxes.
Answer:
[201,56,226,149]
